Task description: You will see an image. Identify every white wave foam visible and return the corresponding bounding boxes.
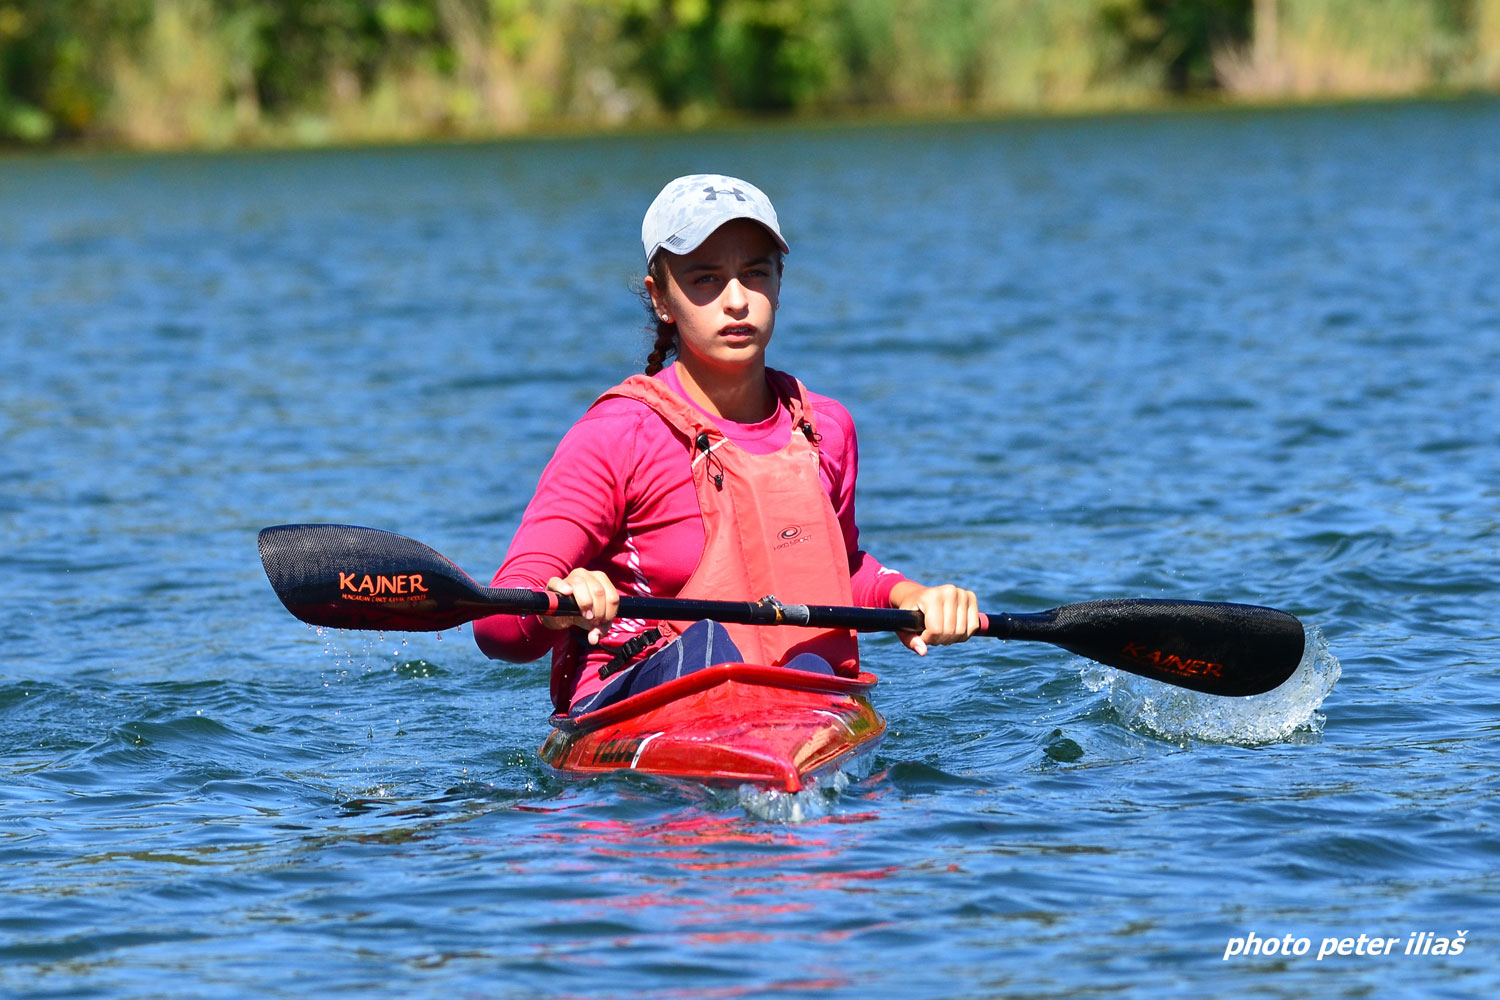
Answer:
[1080,626,1341,746]
[736,769,854,824]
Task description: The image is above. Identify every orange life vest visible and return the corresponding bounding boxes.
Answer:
[549,369,861,711]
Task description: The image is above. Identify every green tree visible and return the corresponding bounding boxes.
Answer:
[613,0,838,114]
[1102,0,1252,91]
[1,1,154,140]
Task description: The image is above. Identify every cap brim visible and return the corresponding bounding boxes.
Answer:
[648,219,788,262]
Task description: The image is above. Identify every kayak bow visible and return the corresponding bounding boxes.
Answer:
[539,663,885,792]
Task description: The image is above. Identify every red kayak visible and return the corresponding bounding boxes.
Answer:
[538,664,885,793]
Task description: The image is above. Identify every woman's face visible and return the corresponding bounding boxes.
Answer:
[646,218,781,375]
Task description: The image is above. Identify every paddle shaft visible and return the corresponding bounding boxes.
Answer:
[258,523,1307,696]
[475,587,1023,637]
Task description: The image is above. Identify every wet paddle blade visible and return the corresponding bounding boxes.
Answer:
[992,599,1306,697]
[257,523,495,631]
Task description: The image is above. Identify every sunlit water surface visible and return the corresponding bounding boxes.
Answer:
[3,100,1498,998]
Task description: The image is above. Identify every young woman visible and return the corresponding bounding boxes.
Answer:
[474,174,979,715]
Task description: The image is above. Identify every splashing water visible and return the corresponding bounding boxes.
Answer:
[1081,627,1341,746]
[736,769,854,824]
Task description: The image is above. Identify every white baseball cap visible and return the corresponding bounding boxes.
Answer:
[641,174,789,264]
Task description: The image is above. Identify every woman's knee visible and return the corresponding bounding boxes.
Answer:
[780,652,835,675]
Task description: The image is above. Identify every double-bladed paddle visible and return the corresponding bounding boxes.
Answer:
[257,523,1306,697]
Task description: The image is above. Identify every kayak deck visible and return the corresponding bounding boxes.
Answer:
[539,663,885,793]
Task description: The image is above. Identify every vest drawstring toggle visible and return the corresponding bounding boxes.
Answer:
[695,432,726,490]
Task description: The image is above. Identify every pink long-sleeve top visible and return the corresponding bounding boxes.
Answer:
[473,364,908,704]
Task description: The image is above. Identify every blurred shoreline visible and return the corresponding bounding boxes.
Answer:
[3,89,1495,163]
[4,0,1499,154]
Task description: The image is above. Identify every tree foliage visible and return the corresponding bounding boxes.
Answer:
[1102,0,1252,91]
[1,0,1496,146]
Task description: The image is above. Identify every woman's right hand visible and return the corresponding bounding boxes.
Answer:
[540,568,619,646]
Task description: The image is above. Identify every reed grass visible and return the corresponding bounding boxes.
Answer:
[3,0,1497,149]
[1216,0,1451,97]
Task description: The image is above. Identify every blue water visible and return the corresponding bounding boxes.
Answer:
[3,99,1497,998]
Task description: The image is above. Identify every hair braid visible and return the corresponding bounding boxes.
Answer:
[644,319,677,375]
[641,254,677,375]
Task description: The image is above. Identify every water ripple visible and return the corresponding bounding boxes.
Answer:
[4,103,1500,999]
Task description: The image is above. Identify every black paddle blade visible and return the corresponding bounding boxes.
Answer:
[258,524,491,631]
[993,599,1306,697]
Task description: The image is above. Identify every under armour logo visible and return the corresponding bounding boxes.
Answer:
[702,186,748,202]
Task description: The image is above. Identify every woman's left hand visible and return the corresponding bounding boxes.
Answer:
[889,581,981,656]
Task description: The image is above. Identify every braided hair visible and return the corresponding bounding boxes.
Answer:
[643,254,676,375]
